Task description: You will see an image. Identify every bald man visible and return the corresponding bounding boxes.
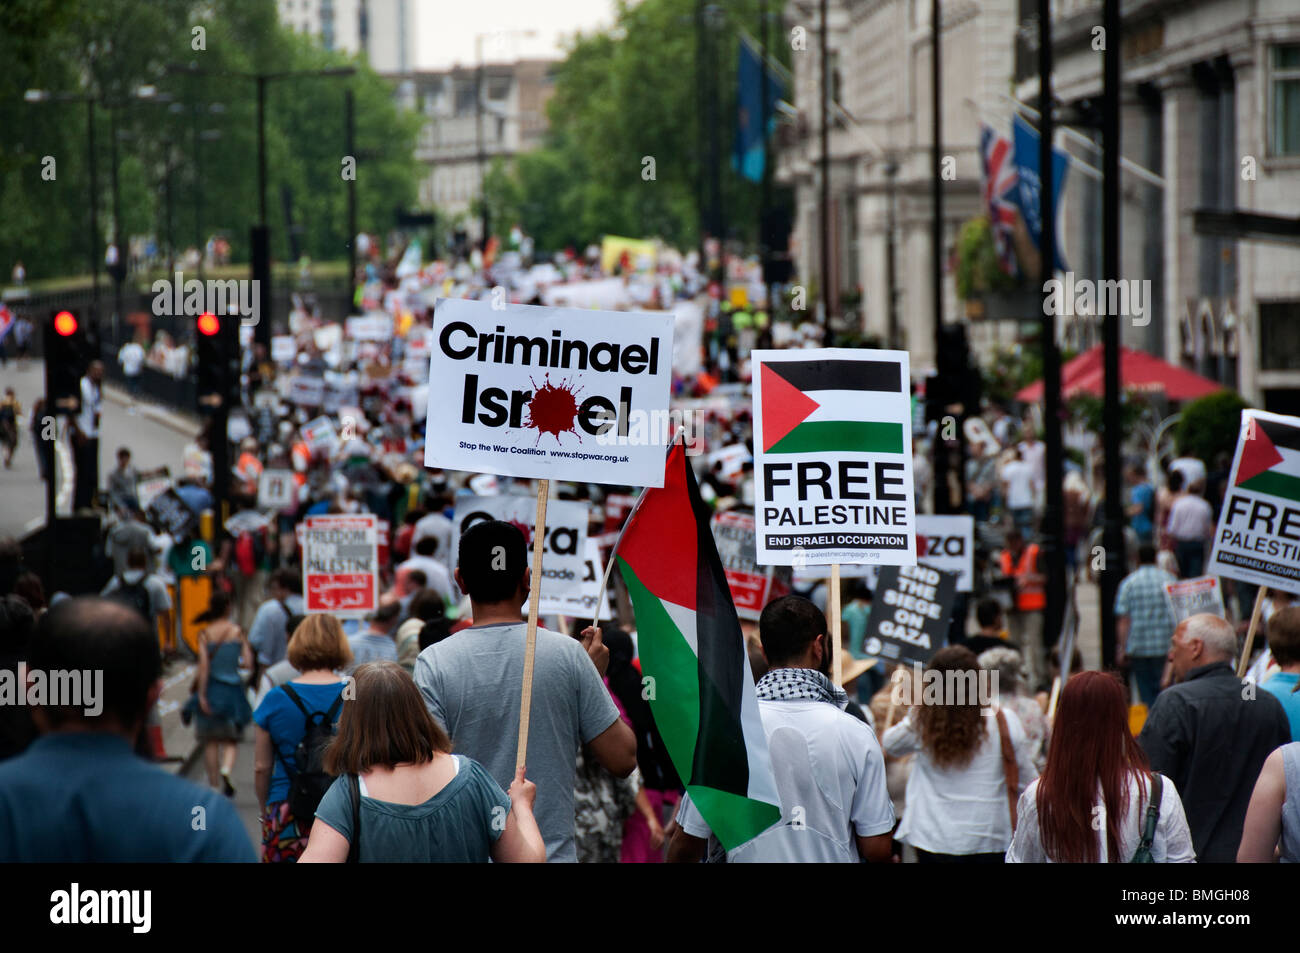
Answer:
[1137,613,1290,861]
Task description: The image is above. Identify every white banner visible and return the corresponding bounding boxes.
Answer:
[1164,575,1226,624]
[1207,409,1300,595]
[258,469,297,511]
[752,348,916,567]
[288,375,326,408]
[303,514,379,617]
[422,299,674,487]
[448,493,589,611]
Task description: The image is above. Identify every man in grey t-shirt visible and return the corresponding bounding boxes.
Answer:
[414,520,636,862]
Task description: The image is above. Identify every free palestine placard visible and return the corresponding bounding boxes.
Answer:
[752,348,917,567]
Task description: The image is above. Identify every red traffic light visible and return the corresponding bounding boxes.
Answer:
[54,311,78,336]
[197,312,220,336]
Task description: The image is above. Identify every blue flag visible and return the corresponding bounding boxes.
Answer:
[733,37,786,184]
[1012,113,1070,274]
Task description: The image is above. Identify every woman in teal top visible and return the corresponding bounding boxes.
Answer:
[301,661,545,863]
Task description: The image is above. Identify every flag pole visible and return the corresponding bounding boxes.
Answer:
[516,478,550,772]
[830,563,842,684]
[1237,585,1269,678]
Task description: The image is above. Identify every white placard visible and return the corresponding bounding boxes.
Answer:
[752,348,916,567]
[258,469,297,511]
[448,493,589,609]
[300,416,338,455]
[289,375,326,408]
[1207,409,1300,595]
[345,313,393,341]
[303,514,379,617]
[1164,576,1226,624]
[422,299,674,487]
[271,335,296,364]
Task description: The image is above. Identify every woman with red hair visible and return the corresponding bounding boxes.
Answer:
[1006,670,1195,862]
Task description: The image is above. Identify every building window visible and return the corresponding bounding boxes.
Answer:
[1270,44,1300,156]
[1260,301,1300,371]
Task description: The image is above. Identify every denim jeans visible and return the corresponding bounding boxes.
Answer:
[1130,656,1166,708]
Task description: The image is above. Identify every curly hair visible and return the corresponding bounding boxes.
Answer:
[916,645,986,769]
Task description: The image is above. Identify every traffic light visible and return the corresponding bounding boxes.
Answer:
[194,312,240,414]
[45,310,95,415]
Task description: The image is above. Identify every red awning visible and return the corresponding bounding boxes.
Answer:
[1015,345,1224,403]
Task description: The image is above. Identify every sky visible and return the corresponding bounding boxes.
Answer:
[415,0,616,69]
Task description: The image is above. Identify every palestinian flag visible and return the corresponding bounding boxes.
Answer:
[1235,414,1300,504]
[615,441,781,849]
[760,357,906,454]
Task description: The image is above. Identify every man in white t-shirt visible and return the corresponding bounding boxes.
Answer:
[70,360,104,512]
[118,338,146,407]
[411,503,454,566]
[1166,482,1215,578]
[1000,449,1036,537]
[667,596,895,863]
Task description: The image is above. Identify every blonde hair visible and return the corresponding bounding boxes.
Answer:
[287,614,354,672]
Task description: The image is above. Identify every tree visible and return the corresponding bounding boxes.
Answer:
[482,0,786,254]
[1175,390,1248,465]
[0,0,419,281]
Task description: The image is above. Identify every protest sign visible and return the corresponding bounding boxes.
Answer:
[300,416,339,455]
[422,298,674,487]
[258,469,297,511]
[147,488,198,538]
[712,509,793,620]
[302,514,379,617]
[752,348,916,567]
[135,473,172,512]
[1207,409,1300,596]
[551,537,613,621]
[916,515,975,592]
[270,335,296,364]
[859,563,957,664]
[288,375,326,408]
[449,494,589,609]
[345,313,393,341]
[1164,575,1226,625]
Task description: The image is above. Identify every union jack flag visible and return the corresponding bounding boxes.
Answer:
[980,123,1019,277]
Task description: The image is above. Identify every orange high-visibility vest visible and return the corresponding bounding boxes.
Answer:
[1000,543,1045,611]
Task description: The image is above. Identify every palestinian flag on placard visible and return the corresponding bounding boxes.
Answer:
[1235,414,1300,504]
[760,357,906,454]
[615,441,781,850]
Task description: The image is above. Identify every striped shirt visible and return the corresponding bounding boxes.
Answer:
[1115,565,1178,658]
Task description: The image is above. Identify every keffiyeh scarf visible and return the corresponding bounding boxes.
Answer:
[754,667,848,711]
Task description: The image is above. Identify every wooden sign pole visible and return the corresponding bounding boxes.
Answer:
[830,563,842,685]
[515,478,550,772]
[1237,585,1269,678]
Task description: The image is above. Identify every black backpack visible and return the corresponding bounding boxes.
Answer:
[275,684,345,823]
[109,576,152,623]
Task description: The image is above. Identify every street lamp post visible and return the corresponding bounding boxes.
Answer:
[166,63,355,349]
[475,30,537,250]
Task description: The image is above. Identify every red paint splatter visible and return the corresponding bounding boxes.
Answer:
[524,375,583,445]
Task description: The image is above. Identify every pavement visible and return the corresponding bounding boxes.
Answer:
[0,359,200,540]
[159,659,262,847]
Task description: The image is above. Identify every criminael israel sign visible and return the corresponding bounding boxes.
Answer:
[1207,409,1300,595]
[424,298,675,487]
[752,348,917,566]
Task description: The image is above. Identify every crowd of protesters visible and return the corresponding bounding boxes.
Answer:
[1,239,1299,866]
